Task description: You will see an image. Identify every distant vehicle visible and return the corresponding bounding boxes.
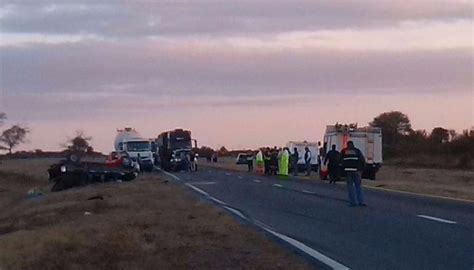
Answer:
[321,123,382,180]
[285,141,320,171]
[48,153,137,192]
[156,129,197,171]
[235,153,250,165]
[114,128,154,171]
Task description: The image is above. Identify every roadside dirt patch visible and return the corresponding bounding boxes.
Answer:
[0,160,312,270]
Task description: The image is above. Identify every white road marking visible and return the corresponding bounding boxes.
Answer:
[223,206,247,220]
[162,171,182,181]
[238,176,244,179]
[225,173,232,176]
[185,183,209,196]
[167,169,349,270]
[255,221,350,270]
[302,190,316,195]
[192,181,217,185]
[209,196,227,205]
[417,215,457,224]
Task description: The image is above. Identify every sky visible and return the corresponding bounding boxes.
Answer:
[0,0,473,153]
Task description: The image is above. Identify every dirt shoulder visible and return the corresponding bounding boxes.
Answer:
[202,157,474,201]
[0,159,312,270]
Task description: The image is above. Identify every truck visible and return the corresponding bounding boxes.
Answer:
[285,141,320,171]
[155,129,197,171]
[48,153,138,192]
[114,128,155,171]
[320,123,382,180]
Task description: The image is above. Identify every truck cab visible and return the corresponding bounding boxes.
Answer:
[115,128,155,171]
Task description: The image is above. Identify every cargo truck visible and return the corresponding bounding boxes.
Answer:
[320,124,382,180]
[155,129,197,171]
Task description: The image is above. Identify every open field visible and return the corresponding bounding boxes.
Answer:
[201,157,474,201]
[0,158,311,270]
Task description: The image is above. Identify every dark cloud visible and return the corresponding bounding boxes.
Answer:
[1,1,471,37]
[1,41,471,98]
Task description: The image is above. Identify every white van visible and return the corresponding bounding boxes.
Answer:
[285,141,319,171]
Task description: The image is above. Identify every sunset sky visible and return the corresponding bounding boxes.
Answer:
[0,1,472,153]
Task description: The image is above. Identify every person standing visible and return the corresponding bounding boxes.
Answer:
[292,147,299,176]
[246,152,254,172]
[304,147,312,176]
[341,141,366,207]
[264,148,271,175]
[270,149,278,175]
[324,144,340,184]
[279,148,289,179]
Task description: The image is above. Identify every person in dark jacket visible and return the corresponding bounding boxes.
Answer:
[246,151,254,172]
[324,145,340,184]
[304,147,312,176]
[270,149,278,175]
[340,141,366,207]
[291,147,299,176]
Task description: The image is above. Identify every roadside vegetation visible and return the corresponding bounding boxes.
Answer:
[0,159,311,270]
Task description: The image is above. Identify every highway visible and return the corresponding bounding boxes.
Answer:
[165,167,474,270]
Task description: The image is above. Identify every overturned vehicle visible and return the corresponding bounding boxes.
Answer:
[48,153,138,192]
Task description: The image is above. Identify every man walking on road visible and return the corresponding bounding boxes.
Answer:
[304,147,312,176]
[291,147,299,176]
[341,141,366,207]
[324,144,340,184]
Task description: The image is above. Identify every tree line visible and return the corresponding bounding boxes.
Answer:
[370,111,473,168]
[1,110,473,169]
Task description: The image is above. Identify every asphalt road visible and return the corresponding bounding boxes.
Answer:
[165,167,473,270]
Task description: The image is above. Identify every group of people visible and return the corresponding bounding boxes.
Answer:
[247,141,366,207]
[248,146,314,178]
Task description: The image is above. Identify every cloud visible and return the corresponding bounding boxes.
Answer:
[1,40,471,98]
[0,0,471,39]
[0,1,472,151]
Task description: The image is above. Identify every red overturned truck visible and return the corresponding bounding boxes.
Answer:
[48,152,138,192]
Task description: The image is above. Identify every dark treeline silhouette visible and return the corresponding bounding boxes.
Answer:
[370,111,473,169]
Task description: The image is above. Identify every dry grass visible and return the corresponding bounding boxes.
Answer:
[203,157,474,201]
[0,158,312,270]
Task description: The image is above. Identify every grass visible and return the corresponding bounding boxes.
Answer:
[202,157,474,201]
[0,158,312,270]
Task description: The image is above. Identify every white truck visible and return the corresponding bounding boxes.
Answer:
[285,141,320,171]
[114,128,155,171]
[321,124,382,180]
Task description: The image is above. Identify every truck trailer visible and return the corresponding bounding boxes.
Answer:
[321,124,382,180]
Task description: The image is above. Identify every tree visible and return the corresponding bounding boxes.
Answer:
[218,146,228,156]
[63,131,93,153]
[0,125,29,154]
[430,127,449,144]
[370,111,412,146]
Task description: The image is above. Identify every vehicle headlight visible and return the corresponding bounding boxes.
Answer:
[60,165,67,173]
